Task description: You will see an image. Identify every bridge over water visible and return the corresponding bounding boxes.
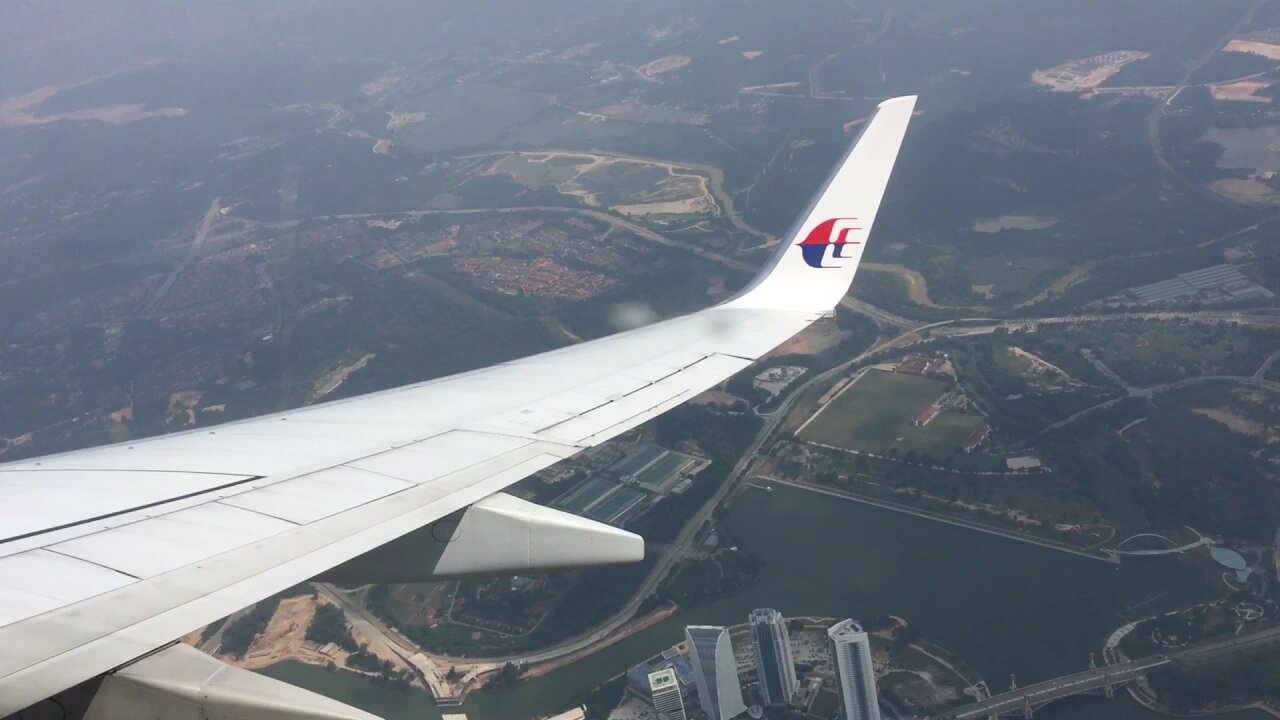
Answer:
[935,625,1280,719]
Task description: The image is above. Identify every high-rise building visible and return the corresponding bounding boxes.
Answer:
[828,619,881,720]
[748,608,798,707]
[648,668,688,720]
[685,625,747,720]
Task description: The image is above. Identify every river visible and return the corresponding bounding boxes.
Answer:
[261,483,1269,720]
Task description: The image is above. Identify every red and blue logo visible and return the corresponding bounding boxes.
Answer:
[798,218,862,269]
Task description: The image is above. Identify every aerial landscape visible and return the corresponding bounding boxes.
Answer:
[6,0,1280,719]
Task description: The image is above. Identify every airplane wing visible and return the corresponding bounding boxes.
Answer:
[0,96,916,717]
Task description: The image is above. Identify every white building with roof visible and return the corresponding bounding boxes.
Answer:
[828,619,880,720]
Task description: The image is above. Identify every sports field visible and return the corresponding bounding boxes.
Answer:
[635,452,692,492]
[556,476,618,515]
[905,411,988,456]
[611,444,666,477]
[587,487,647,523]
[800,369,983,457]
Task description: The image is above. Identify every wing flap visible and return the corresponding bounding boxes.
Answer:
[0,550,136,626]
[345,430,535,483]
[539,382,690,444]
[218,467,414,525]
[0,469,258,545]
[51,503,297,579]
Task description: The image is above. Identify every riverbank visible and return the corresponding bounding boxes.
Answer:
[520,603,679,680]
[255,482,1225,720]
[1107,615,1280,719]
[760,477,1119,564]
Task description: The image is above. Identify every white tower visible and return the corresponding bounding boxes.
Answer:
[649,668,688,720]
[827,619,880,720]
[685,625,747,720]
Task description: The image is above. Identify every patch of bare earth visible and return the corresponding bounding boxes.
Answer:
[1211,80,1273,103]
[691,390,741,406]
[312,353,376,401]
[1193,408,1266,437]
[1031,51,1149,92]
[863,262,940,307]
[1009,347,1074,381]
[741,81,804,93]
[614,196,714,215]
[0,86,186,126]
[639,54,692,77]
[1224,39,1280,61]
[1209,177,1280,205]
[226,596,323,670]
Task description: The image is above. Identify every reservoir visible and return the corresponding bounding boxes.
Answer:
[262,483,1268,720]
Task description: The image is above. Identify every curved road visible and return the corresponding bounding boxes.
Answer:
[311,306,1280,680]
[420,307,1280,670]
[239,203,923,330]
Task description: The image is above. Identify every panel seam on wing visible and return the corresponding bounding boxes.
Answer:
[42,548,142,581]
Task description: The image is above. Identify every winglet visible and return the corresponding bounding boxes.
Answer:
[723,95,916,312]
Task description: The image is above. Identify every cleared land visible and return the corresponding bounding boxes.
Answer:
[1032,51,1149,92]
[1210,80,1273,103]
[0,85,187,126]
[481,151,717,216]
[971,214,1058,233]
[800,370,983,457]
[639,54,692,77]
[1209,177,1280,204]
[1224,39,1280,61]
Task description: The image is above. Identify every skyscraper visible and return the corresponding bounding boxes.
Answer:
[648,668,688,720]
[685,625,747,720]
[827,619,881,720]
[748,608,798,707]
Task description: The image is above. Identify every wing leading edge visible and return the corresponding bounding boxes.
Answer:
[0,95,916,715]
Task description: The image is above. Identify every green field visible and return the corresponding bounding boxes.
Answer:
[635,452,693,492]
[800,370,984,458]
[906,411,989,457]
[556,476,618,515]
[611,444,666,477]
[587,487,647,524]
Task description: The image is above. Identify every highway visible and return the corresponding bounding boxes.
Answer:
[1044,372,1280,434]
[267,197,1280,689]
[315,303,1280,689]
[239,203,926,330]
[941,624,1280,719]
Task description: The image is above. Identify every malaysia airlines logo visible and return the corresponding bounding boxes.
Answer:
[797,218,862,269]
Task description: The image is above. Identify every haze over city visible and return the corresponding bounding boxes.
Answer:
[3,2,1280,720]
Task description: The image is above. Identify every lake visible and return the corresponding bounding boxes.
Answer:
[262,483,1267,720]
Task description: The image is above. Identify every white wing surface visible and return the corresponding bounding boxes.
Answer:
[0,96,916,715]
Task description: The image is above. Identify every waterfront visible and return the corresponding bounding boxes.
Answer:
[262,483,1271,720]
